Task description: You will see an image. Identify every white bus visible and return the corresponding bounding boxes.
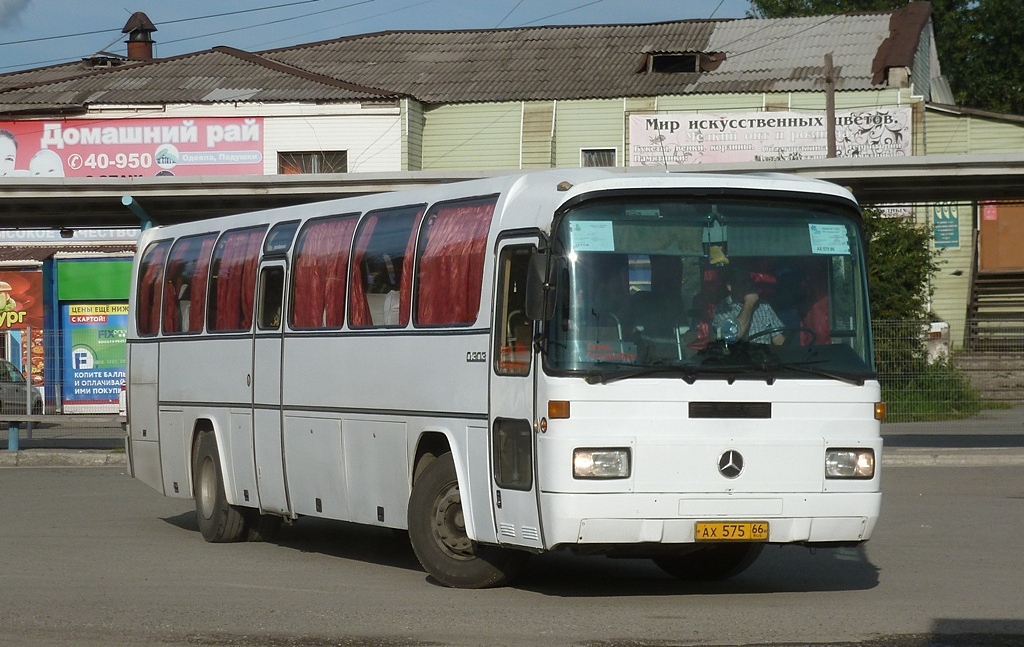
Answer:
[126,169,882,588]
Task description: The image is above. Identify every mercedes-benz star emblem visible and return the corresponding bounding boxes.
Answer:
[718,450,743,478]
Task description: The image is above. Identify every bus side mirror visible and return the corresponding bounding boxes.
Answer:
[525,252,556,321]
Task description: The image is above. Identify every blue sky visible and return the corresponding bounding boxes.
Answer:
[0,0,752,74]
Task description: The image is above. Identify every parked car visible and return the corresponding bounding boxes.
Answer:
[0,359,43,416]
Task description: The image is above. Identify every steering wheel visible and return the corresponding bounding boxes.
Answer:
[747,326,818,345]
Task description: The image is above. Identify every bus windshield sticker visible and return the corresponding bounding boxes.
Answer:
[569,221,615,252]
[808,223,850,255]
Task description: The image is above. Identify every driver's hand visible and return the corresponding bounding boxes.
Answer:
[742,292,759,307]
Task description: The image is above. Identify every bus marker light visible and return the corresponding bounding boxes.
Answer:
[548,400,570,419]
[874,402,886,420]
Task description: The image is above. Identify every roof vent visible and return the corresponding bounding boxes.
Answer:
[123,11,157,61]
[640,51,726,74]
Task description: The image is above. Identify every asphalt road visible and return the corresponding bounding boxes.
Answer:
[1,464,1023,647]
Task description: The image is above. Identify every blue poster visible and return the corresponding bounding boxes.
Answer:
[61,303,128,412]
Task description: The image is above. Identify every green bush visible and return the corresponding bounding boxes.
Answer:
[880,357,982,422]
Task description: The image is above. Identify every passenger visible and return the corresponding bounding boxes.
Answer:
[712,264,785,345]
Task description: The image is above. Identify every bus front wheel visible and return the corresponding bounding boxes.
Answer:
[193,430,247,543]
[408,452,524,588]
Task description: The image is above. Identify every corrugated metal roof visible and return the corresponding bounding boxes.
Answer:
[0,8,926,111]
[0,58,146,92]
[0,48,398,111]
[260,13,903,102]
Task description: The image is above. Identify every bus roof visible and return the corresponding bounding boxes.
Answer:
[135,169,859,247]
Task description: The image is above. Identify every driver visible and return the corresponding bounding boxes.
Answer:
[712,265,785,345]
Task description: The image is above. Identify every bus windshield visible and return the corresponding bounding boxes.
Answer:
[543,194,874,382]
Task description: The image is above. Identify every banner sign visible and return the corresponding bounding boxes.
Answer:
[61,304,128,409]
[0,270,45,387]
[0,229,139,242]
[0,117,264,178]
[932,202,960,249]
[629,108,912,166]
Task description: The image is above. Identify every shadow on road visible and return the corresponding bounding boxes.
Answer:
[162,510,880,596]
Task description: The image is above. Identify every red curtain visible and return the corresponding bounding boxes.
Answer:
[292,216,356,328]
[212,227,266,332]
[240,232,263,327]
[162,258,183,333]
[137,241,169,336]
[397,209,426,325]
[348,216,378,327]
[188,236,216,332]
[416,200,495,325]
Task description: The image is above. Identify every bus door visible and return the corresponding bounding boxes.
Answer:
[251,259,290,515]
[489,240,543,550]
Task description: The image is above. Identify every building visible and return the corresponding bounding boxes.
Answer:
[1,1,1018,409]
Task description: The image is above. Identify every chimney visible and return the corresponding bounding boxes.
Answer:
[122,11,157,61]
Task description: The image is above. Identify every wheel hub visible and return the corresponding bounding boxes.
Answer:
[432,484,473,558]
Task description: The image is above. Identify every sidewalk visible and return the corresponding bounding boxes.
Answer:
[2,408,1024,468]
[1,415,126,468]
[881,405,1024,466]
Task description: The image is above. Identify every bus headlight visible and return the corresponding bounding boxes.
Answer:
[825,448,875,479]
[573,448,631,479]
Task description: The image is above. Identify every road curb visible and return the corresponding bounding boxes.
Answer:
[0,449,126,468]
[882,447,1024,467]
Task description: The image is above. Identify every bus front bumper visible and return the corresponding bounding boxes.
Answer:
[539,491,881,549]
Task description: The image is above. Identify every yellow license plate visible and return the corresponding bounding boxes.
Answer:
[695,521,769,541]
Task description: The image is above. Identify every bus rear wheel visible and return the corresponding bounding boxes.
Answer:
[652,544,764,581]
[193,430,247,543]
[408,452,524,588]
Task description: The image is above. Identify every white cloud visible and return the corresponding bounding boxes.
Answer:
[0,0,30,28]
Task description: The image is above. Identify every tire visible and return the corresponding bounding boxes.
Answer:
[407,452,525,588]
[192,430,247,543]
[653,544,764,581]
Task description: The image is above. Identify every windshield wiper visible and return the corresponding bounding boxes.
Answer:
[755,359,866,386]
[584,363,698,385]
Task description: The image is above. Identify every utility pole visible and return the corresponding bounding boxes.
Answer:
[825,52,837,158]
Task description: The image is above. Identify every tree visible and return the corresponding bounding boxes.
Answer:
[748,0,1024,115]
[862,207,939,322]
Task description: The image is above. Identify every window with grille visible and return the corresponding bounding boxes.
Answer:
[581,148,617,168]
[278,151,348,174]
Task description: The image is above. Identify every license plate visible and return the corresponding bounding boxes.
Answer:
[695,521,769,541]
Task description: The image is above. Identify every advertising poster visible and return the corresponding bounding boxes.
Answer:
[0,270,44,388]
[0,116,264,178]
[629,107,912,166]
[932,202,960,249]
[61,304,128,413]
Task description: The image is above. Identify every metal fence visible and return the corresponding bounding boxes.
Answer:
[873,319,1024,422]
[5,320,1023,448]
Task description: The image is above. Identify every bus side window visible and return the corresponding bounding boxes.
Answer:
[415,195,496,326]
[291,215,357,329]
[136,240,171,337]
[494,245,533,376]
[258,266,285,330]
[208,226,267,333]
[163,234,217,334]
[348,205,425,328]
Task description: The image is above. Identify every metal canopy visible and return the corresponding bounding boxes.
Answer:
[1,154,1022,231]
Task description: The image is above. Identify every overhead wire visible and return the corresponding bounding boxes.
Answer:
[0,0,379,71]
[0,0,334,47]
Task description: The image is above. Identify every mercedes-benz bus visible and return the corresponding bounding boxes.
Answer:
[126,169,882,588]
